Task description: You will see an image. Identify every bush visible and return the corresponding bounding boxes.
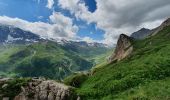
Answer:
[64,73,88,88]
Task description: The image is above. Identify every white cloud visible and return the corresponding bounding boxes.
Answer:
[82,37,95,43]
[46,0,54,9]
[0,14,78,41]
[49,12,78,39]
[58,0,170,45]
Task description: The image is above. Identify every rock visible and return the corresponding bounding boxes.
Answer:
[14,93,27,100]
[109,34,133,62]
[14,79,76,100]
[48,92,55,100]
[2,84,8,89]
[151,18,170,36]
[0,78,77,100]
[2,97,10,100]
[0,78,12,84]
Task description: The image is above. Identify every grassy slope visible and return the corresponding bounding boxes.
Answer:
[74,26,170,99]
[0,41,110,80]
[0,45,25,77]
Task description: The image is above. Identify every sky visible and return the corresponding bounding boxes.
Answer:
[0,0,170,45]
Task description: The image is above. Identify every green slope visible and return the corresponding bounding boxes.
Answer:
[0,41,110,80]
[72,26,170,99]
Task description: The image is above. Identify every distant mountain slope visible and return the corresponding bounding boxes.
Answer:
[67,18,170,99]
[61,40,109,61]
[0,41,110,80]
[130,28,151,39]
[0,25,41,44]
[0,24,111,79]
[0,41,92,79]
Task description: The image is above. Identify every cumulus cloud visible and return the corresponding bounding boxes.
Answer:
[0,13,78,40]
[58,0,170,45]
[49,12,78,39]
[46,0,54,9]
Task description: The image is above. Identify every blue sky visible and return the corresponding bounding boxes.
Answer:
[0,0,169,45]
[0,0,104,41]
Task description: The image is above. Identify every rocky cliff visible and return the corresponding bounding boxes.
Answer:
[0,78,77,100]
[109,34,133,62]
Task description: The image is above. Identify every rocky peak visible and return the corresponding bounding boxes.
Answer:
[109,34,133,62]
[151,18,170,36]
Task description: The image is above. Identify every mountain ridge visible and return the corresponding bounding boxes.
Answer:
[130,28,151,39]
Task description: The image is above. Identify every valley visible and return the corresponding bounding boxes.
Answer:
[0,26,111,79]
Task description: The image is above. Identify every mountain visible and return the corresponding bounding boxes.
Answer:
[0,41,110,80]
[151,18,170,36]
[130,18,170,40]
[0,24,111,80]
[63,18,170,99]
[130,28,151,39]
[61,40,109,60]
[0,25,42,44]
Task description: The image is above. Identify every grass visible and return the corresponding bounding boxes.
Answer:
[114,77,170,100]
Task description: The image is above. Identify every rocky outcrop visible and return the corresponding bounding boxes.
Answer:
[0,78,77,100]
[109,34,133,62]
[151,18,170,36]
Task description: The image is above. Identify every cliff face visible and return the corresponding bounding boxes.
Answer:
[151,18,170,36]
[109,34,133,62]
[0,78,77,100]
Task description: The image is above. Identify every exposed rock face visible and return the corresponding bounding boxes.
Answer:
[15,79,75,100]
[131,28,151,39]
[109,34,133,62]
[151,18,170,36]
[0,78,77,100]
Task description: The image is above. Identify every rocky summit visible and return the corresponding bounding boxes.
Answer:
[109,34,133,62]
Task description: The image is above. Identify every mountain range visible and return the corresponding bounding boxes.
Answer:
[0,24,111,80]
